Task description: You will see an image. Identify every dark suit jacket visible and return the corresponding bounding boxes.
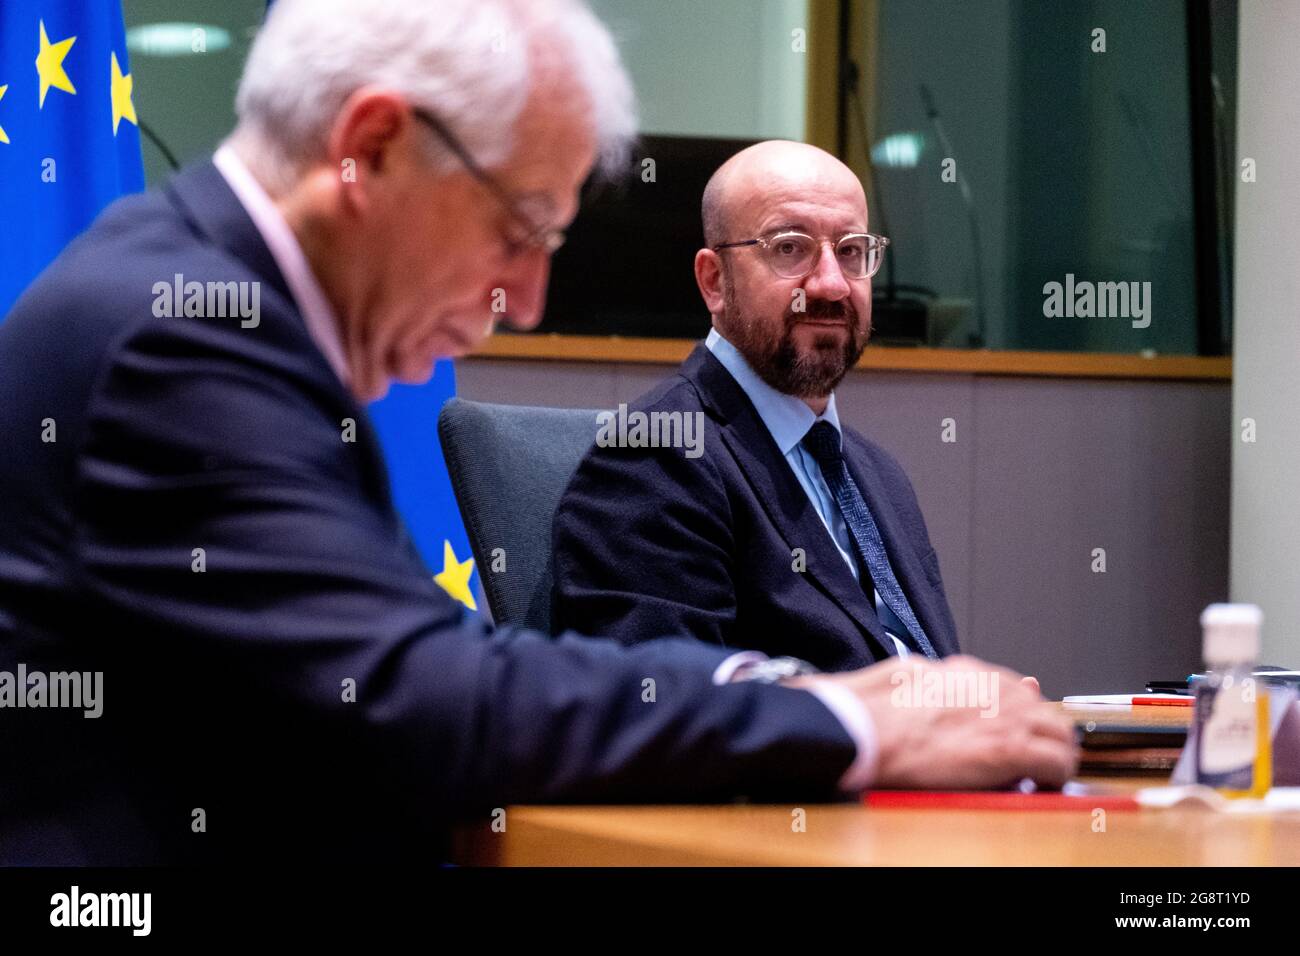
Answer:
[0,163,856,865]
[552,345,960,671]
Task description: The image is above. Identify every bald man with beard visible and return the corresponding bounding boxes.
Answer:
[552,140,960,672]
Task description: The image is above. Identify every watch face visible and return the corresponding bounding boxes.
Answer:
[741,658,815,684]
[751,666,785,684]
[730,657,817,684]
[772,657,817,676]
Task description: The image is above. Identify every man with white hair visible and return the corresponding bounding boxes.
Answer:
[0,0,1076,864]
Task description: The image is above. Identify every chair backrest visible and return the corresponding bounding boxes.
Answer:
[437,397,600,630]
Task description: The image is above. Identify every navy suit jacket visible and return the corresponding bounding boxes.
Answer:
[552,345,960,671]
[0,163,856,864]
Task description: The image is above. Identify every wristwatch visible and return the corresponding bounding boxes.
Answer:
[730,656,820,684]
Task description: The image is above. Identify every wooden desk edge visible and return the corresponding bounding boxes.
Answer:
[470,335,1232,382]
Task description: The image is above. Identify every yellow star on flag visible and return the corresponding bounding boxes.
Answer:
[35,20,77,109]
[110,52,137,135]
[0,86,9,144]
[434,540,477,611]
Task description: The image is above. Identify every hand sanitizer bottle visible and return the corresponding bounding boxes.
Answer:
[1194,603,1271,797]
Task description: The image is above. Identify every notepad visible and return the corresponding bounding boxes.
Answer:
[1063,693,1191,706]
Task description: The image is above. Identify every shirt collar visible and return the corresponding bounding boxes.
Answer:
[705,326,841,455]
[212,144,351,387]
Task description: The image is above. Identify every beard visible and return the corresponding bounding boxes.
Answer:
[721,281,870,399]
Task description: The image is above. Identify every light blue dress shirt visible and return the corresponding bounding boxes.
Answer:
[705,328,911,658]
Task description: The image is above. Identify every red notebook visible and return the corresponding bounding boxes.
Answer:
[863,791,1140,811]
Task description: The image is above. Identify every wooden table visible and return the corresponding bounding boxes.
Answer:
[453,704,1300,866]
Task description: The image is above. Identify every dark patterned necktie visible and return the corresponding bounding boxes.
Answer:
[801,421,938,660]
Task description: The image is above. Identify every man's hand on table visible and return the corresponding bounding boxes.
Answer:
[791,655,1078,791]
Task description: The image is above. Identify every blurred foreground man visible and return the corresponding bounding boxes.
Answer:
[554,142,957,671]
[0,0,1075,864]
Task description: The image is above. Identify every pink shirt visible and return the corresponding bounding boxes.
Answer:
[213,144,351,388]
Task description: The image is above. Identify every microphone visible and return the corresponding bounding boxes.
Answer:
[919,84,986,347]
[919,84,938,120]
[842,58,937,343]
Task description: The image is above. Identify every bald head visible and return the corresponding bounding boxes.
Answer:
[701,140,866,247]
[694,140,875,411]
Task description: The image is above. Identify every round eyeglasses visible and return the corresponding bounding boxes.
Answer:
[713,231,890,280]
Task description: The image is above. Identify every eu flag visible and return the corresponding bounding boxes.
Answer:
[0,0,144,317]
[369,371,481,614]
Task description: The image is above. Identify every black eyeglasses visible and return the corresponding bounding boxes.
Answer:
[411,107,565,256]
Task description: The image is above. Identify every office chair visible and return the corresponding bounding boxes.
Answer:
[437,397,601,630]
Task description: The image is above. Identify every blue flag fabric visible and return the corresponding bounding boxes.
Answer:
[2,0,480,613]
[368,371,481,613]
[0,0,145,316]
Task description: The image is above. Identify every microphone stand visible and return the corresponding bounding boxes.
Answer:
[920,85,986,348]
